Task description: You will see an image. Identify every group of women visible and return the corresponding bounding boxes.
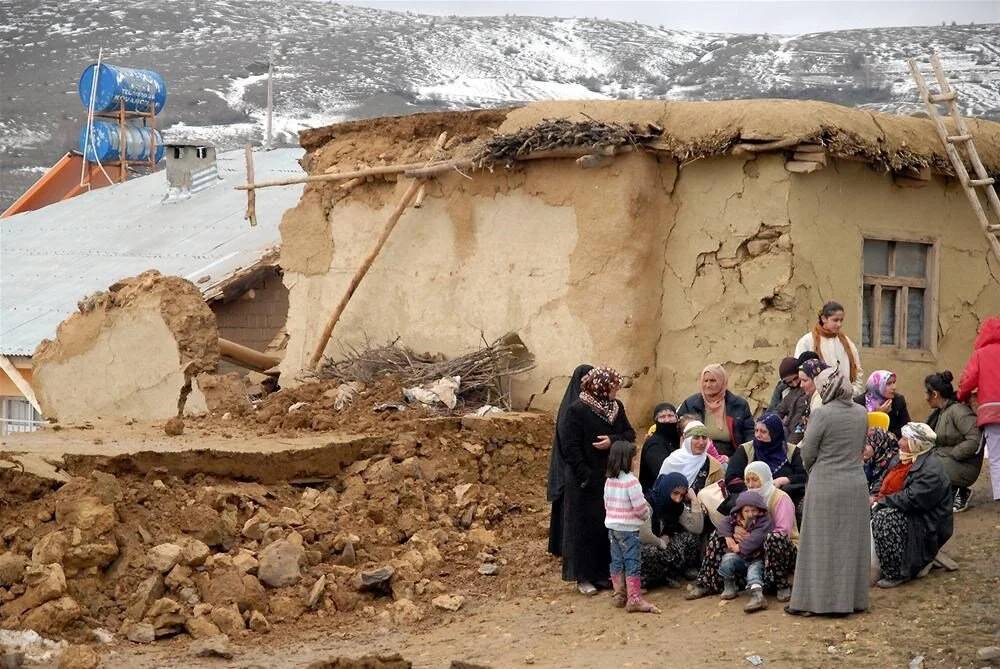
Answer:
[547,306,998,616]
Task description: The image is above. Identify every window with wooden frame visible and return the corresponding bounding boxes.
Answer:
[861,239,935,352]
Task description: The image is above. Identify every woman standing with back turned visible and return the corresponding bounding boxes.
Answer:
[795,301,865,398]
[787,367,870,616]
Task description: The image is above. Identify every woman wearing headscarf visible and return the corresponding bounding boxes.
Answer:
[786,367,870,616]
[856,370,910,438]
[925,371,982,513]
[547,364,593,557]
[863,415,899,495]
[658,421,725,493]
[871,422,954,588]
[639,471,705,589]
[676,364,754,457]
[558,366,635,595]
[724,414,808,509]
[638,403,680,492]
[794,301,865,397]
[787,358,829,442]
[744,461,799,603]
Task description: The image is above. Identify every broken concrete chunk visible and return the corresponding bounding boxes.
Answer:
[257,539,304,588]
[353,566,394,595]
[147,543,183,573]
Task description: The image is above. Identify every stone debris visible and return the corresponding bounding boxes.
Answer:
[190,634,233,659]
[977,647,1000,662]
[258,539,304,588]
[431,594,464,612]
[57,644,100,669]
[147,543,183,573]
[354,566,395,595]
[164,417,185,436]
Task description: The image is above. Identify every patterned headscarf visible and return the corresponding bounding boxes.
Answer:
[799,358,829,380]
[900,422,936,463]
[864,370,896,411]
[579,367,622,424]
[753,413,788,474]
[817,367,854,405]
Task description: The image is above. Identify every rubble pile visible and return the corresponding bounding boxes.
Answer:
[0,412,555,651]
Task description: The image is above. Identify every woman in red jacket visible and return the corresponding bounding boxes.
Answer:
[958,317,1000,503]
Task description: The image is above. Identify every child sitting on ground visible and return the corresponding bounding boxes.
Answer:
[604,440,660,614]
[718,490,772,613]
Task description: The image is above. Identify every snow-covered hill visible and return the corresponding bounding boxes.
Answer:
[2,0,999,208]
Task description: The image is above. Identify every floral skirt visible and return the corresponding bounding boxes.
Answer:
[871,507,908,581]
[640,531,701,589]
[696,531,797,593]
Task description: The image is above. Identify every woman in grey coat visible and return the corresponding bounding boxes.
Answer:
[787,367,870,616]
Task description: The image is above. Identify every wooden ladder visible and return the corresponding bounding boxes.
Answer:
[908,52,1000,263]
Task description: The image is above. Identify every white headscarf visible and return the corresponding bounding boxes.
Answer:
[900,422,937,463]
[744,461,776,505]
[659,421,709,486]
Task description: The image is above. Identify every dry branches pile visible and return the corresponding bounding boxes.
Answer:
[315,333,536,410]
[471,118,663,169]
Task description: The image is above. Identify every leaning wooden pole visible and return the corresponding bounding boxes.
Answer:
[308,132,448,369]
[244,145,257,227]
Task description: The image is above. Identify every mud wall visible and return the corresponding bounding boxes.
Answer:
[279,152,1000,419]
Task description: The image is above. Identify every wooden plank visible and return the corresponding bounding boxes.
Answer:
[968,178,996,187]
[784,160,823,174]
[863,275,927,289]
[0,355,42,415]
[946,134,972,143]
[244,145,257,227]
[308,132,449,369]
[795,143,824,152]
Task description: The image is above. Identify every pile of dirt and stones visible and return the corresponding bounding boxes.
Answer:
[0,409,555,662]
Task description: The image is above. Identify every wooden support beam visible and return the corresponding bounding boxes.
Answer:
[0,355,42,415]
[793,151,827,165]
[785,160,823,174]
[731,137,800,155]
[244,146,257,227]
[308,132,449,369]
[219,337,281,372]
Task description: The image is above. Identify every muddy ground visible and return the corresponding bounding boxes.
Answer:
[0,393,997,668]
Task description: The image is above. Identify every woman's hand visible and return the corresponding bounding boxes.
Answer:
[878,398,892,413]
[863,445,874,461]
[733,526,748,542]
[686,488,698,504]
[592,436,611,450]
[773,476,791,488]
[725,537,739,553]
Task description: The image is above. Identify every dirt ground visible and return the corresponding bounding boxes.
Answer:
[1,399,997,669]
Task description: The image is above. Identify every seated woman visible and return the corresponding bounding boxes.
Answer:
[638,403,680,492]
[863,413,899,495]
[857,370,911,438]
[639,472,704,589]
[723,414,808,510]
[676,364,754,458]
[871,422,954,588]
[658,421,725,493]
[925,371,982,513]
[687,461,799,602]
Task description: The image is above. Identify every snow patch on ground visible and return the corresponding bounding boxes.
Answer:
[417,78,609,104]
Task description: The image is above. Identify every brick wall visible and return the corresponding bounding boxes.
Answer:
[211,268,289,352]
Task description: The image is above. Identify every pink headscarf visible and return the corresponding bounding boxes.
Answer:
[864,370,895,411]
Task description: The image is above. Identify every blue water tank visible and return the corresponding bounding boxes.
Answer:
[79,121,165,163]
[78,63,167,114]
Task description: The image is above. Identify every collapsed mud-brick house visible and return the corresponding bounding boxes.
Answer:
[277,99,1000,416]
[0,147,304,427]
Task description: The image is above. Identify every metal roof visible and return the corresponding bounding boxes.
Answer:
[0,147,304,356]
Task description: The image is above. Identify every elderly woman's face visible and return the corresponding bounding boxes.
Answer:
[656,408,678,424]
[690,435,708,455]
[701,373,722,396]
[754,422,771,442]
[746,473,762,490]
[899,436,912,454]
[799,370,816,395]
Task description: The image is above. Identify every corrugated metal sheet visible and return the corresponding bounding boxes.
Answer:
[0,147,305,356]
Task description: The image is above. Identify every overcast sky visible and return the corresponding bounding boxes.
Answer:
[345,1,1000,34]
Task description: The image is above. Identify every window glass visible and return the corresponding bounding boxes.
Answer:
[862,284,874,347]
[907,288,925,349]
[863,240,890,275]
[880,288,897,346]
[895,243,928,278]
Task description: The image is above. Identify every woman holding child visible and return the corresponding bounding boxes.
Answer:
[557,367,635,596]
[787,367,870,616]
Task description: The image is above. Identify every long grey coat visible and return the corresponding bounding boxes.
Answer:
[790,398,871,614]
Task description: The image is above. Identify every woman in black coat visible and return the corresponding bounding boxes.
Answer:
[871,422,954,588]
[546,364,593,557]
[559,366,635,595]
[638,402,680,492]
[856,370,911,438]
[676,363,754,457]
[724,413,809,508]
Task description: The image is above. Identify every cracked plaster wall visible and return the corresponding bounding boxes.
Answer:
[280,152,1000,418]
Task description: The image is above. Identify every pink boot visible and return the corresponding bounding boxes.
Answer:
[625,576,661,614]
[610,573,626,608]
